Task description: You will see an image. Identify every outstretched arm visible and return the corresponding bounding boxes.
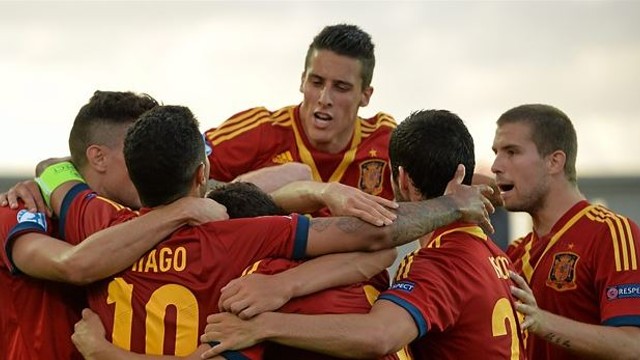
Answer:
[306,166,494,256]
[11,196,228,285]
[219,249,397,319]
[510,271,640,359]
[271,180,398,226]
[201,301,417,359]
[232,162,313,193]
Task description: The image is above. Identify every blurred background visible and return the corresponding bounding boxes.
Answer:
[1,1,639,249]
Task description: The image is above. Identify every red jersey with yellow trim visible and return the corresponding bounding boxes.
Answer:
[379,222,526,360]
[0,205,83,360]
[204,105,396,202]
[60,184,309,358]
[506,201,640,360]
[240,258,409,360]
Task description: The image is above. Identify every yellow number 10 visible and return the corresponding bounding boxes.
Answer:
[107,277,200,355]
[491,297,521,360]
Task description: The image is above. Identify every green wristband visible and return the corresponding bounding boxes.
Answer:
[34,161,85,208]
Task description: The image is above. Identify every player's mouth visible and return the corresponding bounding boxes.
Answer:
[313,112,333,129]
[497,183,515,195]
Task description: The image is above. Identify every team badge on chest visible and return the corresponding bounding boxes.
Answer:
[358,159,386,195]
[546,252,579,291]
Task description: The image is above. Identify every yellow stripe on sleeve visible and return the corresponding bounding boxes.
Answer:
[587,206,637,271]
[241,260,262,277]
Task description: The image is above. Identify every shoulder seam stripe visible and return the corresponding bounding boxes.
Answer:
[209,112,272,142]
[212,107,266,132]
[212,116,276,146]
[588,211,636,271]
[361,118,397,129]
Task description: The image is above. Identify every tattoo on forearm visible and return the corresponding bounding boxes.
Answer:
[390,197,459,244]
[310,217,367,234]
[310,218,332,232]
[335,217,367,233]
[544,332,571,349]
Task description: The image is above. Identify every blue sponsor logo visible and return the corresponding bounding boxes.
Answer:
[606,284,640,300]
[391,281,415,293]
[16,209,47,231]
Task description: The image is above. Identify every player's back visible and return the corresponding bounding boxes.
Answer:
[383,223,526,360]
[86,213,308,356]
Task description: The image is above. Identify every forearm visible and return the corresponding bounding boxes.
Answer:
[256,312,387,358]
[234,163,312,193]
[534,310,640,359]
[382,196,461,247]
[307,196,462,256]
[60,202,195,284]
[35,156,72,177]
[283,249,396,298]
[270,181,326,213]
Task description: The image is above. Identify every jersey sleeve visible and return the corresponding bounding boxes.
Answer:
[377,246,463,338]
[59,183,136,245]
[593,215,640,326]
[212,214,309,264]
[1,206,53,274]
[204,107,272,181]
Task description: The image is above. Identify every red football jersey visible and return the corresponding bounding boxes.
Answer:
[204,105,396,203]
[379,222,526,360]
[0,206,83,360]
[60,184,309,357]
[241,258,410,360]
[506,201,640,360]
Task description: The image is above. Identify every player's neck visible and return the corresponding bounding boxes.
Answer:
[308,132,352,154]
[81,170,104,197]
[531,181,585,237]
[300,118,354,154]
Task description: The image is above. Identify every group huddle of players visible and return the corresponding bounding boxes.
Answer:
[1,23,639,360]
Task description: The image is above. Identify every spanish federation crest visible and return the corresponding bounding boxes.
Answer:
[546,252,579,291]
[358,159,386,196]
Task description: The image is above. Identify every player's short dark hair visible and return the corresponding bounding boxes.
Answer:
[206,182,286,218]
[304,24,376,88]
[389,110,475,199]
[497,104,577,183]
[124,105,204,207]
[69,90,158,170]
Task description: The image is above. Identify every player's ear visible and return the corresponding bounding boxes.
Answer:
[86,145,107,173]
[546,150,566,176]
[359,86,373,107]
[196,162,207,187]
[397,166,411,200]
[398,166,423,202]
[299,71,306,93]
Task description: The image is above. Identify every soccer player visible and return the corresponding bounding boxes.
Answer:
[0,91,226,359]
[203,24,396,205]
[491,104,640,359]
[200,110,525,359]
[54,105,492,357]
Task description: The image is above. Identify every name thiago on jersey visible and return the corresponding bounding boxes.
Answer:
[130,247,187,273]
